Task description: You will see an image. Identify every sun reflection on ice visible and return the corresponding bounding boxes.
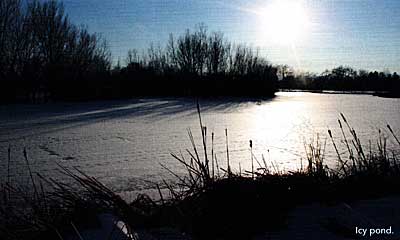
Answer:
[242,94,314,172]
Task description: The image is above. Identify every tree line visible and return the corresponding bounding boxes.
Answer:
[278,65,400,96]
[0,0,277,103]
[112,25,278,98]
[2,0,398,103]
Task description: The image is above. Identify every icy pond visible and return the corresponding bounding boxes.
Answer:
[1,92,399,196]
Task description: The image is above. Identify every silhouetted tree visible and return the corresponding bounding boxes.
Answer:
[0,0,24,79]
[0,0,111,102]
[206,32,230,75]
[125,49,140,66]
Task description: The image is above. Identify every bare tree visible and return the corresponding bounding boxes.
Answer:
[192,24,208,76]
[0,0,23,78]
[231,45,251,76]
[206,32,229,75]
[147,43,167,74]
[24,1,71,65]
[277,65,293,80]
[174,24,208,75]
[126,49,140,66]
[166,33,177,69]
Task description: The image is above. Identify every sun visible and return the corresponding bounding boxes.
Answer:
[256,0,310,45]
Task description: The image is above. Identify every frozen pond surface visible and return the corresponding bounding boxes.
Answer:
[1,92,399,195]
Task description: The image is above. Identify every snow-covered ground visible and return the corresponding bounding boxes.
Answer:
[1,93,399,197]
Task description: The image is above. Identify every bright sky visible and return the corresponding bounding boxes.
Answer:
[62,0,400,73]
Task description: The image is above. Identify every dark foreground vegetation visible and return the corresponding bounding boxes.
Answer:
[1,107,400,240]
[1,0,277,103]
[278,65,400,97]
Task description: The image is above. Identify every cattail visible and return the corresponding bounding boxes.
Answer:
[250,140,254,179]
[225,128,230,175]
[211,132,214,179]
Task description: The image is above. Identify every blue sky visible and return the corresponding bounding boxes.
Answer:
[62,0,400,73]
